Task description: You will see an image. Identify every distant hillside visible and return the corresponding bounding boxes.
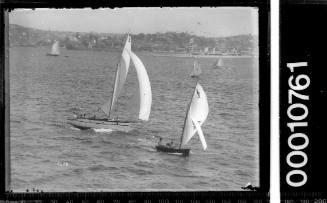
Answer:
[9,24,258,55]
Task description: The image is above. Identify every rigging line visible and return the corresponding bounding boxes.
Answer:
[109,63,119,119]
[179,49,201,148]
[116,93,119,123]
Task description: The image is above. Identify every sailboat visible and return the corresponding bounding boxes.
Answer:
[67,35,152,132]
[213,57,224,68]
[155,82,209,156]
[190,57,202,78]
[46,41,60,56]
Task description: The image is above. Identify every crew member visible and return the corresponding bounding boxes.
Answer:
[166,141,174,148]
[158,137,163,145]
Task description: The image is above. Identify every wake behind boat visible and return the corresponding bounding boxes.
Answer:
[46,41,60,56]
[67,34,152,132]
[156,82,209,156]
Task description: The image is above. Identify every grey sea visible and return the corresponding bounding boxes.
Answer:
[10,46,259,192]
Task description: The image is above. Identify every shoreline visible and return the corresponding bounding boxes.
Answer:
[150,53,257,58]
[11,46,257,58]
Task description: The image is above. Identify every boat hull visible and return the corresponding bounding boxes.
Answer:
[155,145,190,156]
[46,53,60,56]
[67,118,133,132]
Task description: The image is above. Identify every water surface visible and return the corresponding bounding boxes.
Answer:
[10,47,259,191]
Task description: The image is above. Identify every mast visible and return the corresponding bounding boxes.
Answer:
[108,63,120,119]
[179,50,198,149]
[108,34,129,119]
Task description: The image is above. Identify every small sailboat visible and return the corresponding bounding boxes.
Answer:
[67,35,152,132]
[46,41,60,56]
[213,57,224,68]
[190,57,202,78]
[155,82,209,156]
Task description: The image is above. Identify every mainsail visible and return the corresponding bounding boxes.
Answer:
[180,83,209,150]
[51,41,60,55]
[101,35,132,117]
[130,51,152,121]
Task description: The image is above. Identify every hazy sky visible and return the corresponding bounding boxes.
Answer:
[9,8,258,37]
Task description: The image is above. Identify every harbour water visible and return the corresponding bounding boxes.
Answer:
[10,46,259,192]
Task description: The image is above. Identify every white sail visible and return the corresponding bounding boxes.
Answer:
[101,35,132,116]
[51,41,60,55]
[191,59,202,77]
[129,51,152,121]
[181,83,209,150]
[215,57,223,67]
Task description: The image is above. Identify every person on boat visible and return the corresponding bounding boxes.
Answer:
[170,141,174,147]
[158,137,163,146]
[166,141,175,148]
[73,113,78,119]
[73,112,83,119]
[88,115,96,119]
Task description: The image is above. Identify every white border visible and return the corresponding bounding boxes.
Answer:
[270,0,280,202]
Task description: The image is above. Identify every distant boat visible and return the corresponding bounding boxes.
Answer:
[213,57,224,68]
[46,41,60,56]
[67,35,152,132]
[190,57,202,78]
[155,82,209,156]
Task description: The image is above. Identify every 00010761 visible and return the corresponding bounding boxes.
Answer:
[285,62,310,187]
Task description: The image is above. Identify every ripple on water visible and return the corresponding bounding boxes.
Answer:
[10,47,259,191]
[234,169,251,178]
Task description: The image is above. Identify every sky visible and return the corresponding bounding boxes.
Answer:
[9,8,258,38]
